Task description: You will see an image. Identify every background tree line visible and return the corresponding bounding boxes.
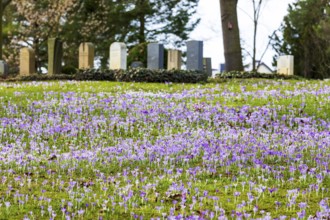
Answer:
[1,0,329,78]
[1,0,199,73]
[221,0,330,79]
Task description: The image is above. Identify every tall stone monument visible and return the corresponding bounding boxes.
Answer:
[109,42,127,70]
[186,40,203,71]
[79,42,94,69]
[20,48,35,76]
[147,43,164,70]
[167,49,181,70]
[48,38,63,75]
[277,55,294,75]
[203,58,212,77]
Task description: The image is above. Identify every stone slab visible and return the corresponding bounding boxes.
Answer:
[79,42,94,69]
[167,49,181,70]
[147,43,164,70]
[20,48,35,76]
[131,61,144,68]
[277,55,294,75]
[203,57,212,76]
[110,42,127,70]
[186,40,203,71]
[0,60,8,76]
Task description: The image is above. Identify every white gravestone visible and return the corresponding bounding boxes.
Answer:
[109,42,127,70]
[277,55,294,75]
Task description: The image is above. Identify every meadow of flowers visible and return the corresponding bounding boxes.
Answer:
[0,79,329,219]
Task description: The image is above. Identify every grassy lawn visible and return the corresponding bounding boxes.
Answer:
[0,79,329,219]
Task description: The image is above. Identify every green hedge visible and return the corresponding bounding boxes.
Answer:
[215,71,302,79]
[114,68,207,83]
[76,68,207,83]
[75,69,116,81]
[4,74,75,82]
[3,68,208,83]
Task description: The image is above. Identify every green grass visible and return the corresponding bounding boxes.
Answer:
[0,79,329,219]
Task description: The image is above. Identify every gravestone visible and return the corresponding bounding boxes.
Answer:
[186,40,203,71]
[167,49,181,70]
[48,38,63,75]
[203,58,212,76]
[109,42,127,70]
[79,42,94,69]
[0,60,9,76]
[277,55,294,75]
[147,43,164,69]
[219,63,226,73]
[131,61,144,68]
[20,48,35,76]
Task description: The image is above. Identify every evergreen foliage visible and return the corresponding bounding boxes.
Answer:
[271,0,330,79]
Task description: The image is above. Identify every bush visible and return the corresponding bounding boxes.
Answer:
[1,68,208,83]
[114,68,208,83]
[62,65,78,75]
[6,74,75,82]
[75,69,117,81]
[127,43,148,68]
[215,71,302,80]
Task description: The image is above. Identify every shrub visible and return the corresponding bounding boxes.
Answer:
[62,65,78,75]
[215,71,302,80]
[114,68,208,83]
[1,68,208,83]
[7,74,75,82]
[75,69,117,81]
[127,43,148,68]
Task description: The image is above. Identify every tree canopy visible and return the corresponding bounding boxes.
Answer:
[271,0,330,79]
[1,0,199,72]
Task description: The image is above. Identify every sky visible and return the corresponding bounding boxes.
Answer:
[189,0,296,70]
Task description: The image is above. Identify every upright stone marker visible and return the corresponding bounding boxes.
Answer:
[203,57,212,77]
[167,49,181,70]
[186,40,203,71]
[109,42,127,70]
[147,43,164,69]
[48,38,63,75]
[79,42,94,69]
[131,61,144,68]
[20,48,35,76]
[0,60,9,76]
[277,55,294,75]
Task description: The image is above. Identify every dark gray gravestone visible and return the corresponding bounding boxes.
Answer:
[48,38,63,75]
[186,41,203,71]
[147,43,164,69]
[220,63,226,73]
[0,60,9,76]
[203,58,212,76]
[131,61,144,68]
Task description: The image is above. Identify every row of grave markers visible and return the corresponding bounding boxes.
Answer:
[10,37,294,76]
[18,38,213,76]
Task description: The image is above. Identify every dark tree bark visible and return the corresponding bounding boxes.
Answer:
[252,0,263,71]
[220,0,243,71]
[0,0,11,59]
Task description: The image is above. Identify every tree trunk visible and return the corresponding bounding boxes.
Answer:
[136,0,146,44]
[0,2,3,60]
[0,0,11,60]
[220,0,243,71]
[252,17,257,71]
[139,15,146,44]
